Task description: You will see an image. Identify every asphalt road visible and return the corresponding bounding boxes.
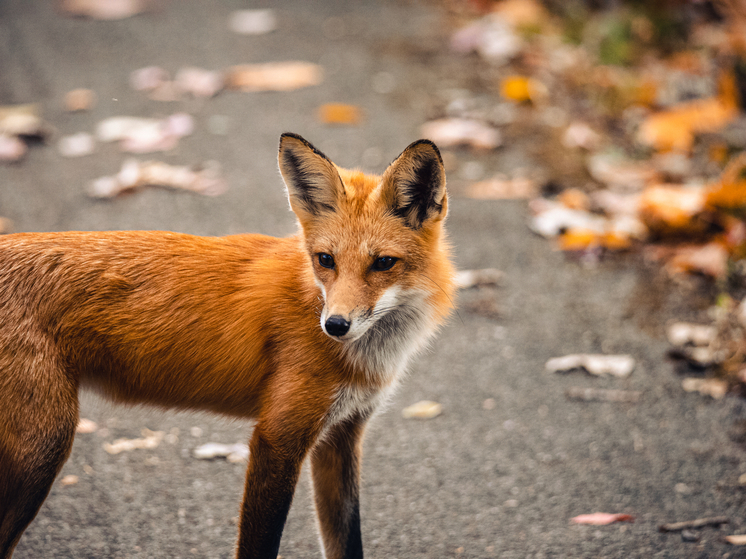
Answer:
[1,1,746,558]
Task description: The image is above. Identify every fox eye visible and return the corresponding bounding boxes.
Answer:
[318,253,335,269]
[372,256,398,271]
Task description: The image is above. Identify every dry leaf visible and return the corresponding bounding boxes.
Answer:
[225,62,323,92]
[402,400,442,419]
[318,103,363,125]
[76,418,98,434]
[637,71,739,152]
[726,534,746,545]
[666,243,728,278]
[455,268,504,289]
[571,513,634,525]
[466,175,537,199]
[637,184,708,236]
[500,75,541,102]
[558,189,590,211]
[89,158,226,198]
[193,442,250,463]
[64,88,97,112]
[420,118,502,150]
[103,428,164,454]
[174,67,224,98]
[706,152,746,210]
[562,122,601,150]
[0,134,27,162]
[58,0,154,20]
[130,66,169,92]
[58,133,95,158]
[0,103,48,138]
[682,377,728,399]
[667,322,717,347]
[586,152,658,191]
[60,474,79,486]
[228,9,276,35]
[546,354,636,378]
[96,113,193,153]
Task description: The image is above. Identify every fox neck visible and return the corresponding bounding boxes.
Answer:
[339,291,438,383]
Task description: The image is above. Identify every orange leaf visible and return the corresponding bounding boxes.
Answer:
[318,103,363,125]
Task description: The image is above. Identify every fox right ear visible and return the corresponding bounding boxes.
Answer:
[278,133,345,221]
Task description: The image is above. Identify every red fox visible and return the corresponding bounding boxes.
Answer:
[0,133,455,559]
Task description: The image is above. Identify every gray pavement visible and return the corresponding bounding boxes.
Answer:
[1,1,746,558]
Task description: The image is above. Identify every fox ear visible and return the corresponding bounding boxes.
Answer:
[380,139,447,229]
[278,133,345,221]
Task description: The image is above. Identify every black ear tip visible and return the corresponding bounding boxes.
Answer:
[407,139,443,164]
[279,132,308,149]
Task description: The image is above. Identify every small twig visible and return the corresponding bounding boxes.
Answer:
[659,516,729,533]
[565,387,642,403]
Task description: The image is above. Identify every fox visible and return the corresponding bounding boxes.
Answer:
[0,133,455,559]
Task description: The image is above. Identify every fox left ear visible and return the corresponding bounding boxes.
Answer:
[278,133,346,221]
[380,139,447,229]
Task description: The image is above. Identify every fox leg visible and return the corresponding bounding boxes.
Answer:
[310,412,368,559]
[235,418,321,559]
[0,361,78,559]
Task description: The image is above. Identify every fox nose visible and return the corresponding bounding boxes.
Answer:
[325,315,351,337]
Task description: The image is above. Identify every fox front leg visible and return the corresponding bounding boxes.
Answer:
[310,412,368,559]
[236,422,315,559]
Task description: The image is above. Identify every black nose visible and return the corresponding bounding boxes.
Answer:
[325,315,351,337]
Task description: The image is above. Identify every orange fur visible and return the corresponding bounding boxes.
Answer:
[0,134,454,559]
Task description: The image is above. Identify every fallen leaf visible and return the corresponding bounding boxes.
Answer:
[228,9,277,35]
[402,400,442,419]
[76,418,98,433]
[89,158,226,198]
[571,513,635,525]
[225,61,323,92]
[421,118,501,150]
[637,71,739,152]
[130,66,169,92]
[586,151,658,191]
[492,0,548,29]
[558,188,590,211]
[96,113,193,153]
[58,0,154,20]
[562,122,601,150]
[0,103,49,138]
[667,322,717,347]
[466,175,537,199]
[174,67,224,98]
[455,268,504,289]
[0,134,27,162]
[60,474,79,486]
[637,184,708,236]
[682,377,728,399]
[193,442,250,463]
[726,534,746,545]
[666,243,728,278]
[103,428,164,454]
[58,132,95,158]
[64,88,97,112]
[546,354,636,378]
[500,75,541,102]
[528,200,607,238]
[706,152,746,211]
[318,103,363,125]
[450,13,523,65]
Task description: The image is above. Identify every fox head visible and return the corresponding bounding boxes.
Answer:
[278,133,453,352]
